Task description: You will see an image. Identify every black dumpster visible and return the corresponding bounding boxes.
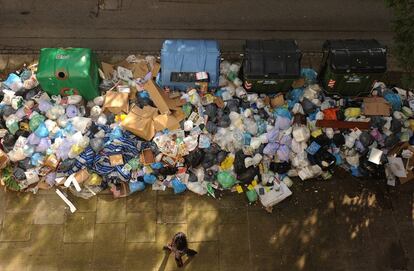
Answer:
[320,39,387,97]
[242,40,302,93]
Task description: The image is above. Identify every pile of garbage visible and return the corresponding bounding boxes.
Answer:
[0,55,413,212]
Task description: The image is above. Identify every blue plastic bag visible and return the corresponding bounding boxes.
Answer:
[129,181,146,193]
[172,178,187,194]
[384,92,402,111]
[273,107,292,120]
[301,68,318,84]
[143,174,157,184]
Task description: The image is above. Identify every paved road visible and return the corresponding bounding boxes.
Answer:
[0,0,393,53]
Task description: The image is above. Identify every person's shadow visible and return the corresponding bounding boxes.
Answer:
[157,250,195,271]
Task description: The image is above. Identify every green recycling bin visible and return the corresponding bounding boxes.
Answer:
[242,39,302,93]
[36,48,100,101]
[320,39,387,97]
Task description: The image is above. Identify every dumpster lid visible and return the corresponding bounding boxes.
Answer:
[162,40,220,54]
[244,40,301,77]
[323,39,387,73]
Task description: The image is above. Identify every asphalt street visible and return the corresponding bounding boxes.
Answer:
[0,0,393,53]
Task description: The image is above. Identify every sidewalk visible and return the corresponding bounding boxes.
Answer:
[0,168,413,271]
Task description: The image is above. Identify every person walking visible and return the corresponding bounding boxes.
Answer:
[163,232,197,267]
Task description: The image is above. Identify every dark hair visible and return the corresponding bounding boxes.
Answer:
[174,232,188,251]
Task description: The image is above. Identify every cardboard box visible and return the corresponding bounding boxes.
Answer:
[121,106,157,141]
[145,80,171,114]
[363,97,391,116]
[103,91,130,114]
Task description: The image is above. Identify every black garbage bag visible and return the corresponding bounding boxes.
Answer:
[201,152,216,169]
[390,118,402,133]
[158,166,178,176]
[384,134,399,149]
[217,115,231,128]
[238,166,259,184]
[204,143,220,154]
[206,121,218,134]
[204,169,216,182]
[359,157,386,179]
[226,99,240,112]
[333,133,345,147]
[216,151,228,164]
[314,150,336,170]
[301,98,317,115]
[204,104,218,121]
[269,161,291,174]
[233,150,247,175]
[370,116,387,130]
[359,131,374,147]
[58,159,76,172]
[15,129,30,138]
[13,167,26,180]
[313,135,331,149]
[1,105,16,118]
[185,149,204,168]
[2,134,16,152]
[18,158,32,171]
[24,87,41,100]
[240,99,251,110]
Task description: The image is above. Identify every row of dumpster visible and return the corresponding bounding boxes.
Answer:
[35,39,387,102]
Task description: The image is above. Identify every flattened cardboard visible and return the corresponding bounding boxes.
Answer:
[153,114,180,132]
[103,91,130,114]
[121,109,155,141]
[145,80,171,114]
[363,97,391,116]
[271,94,285,108]
[172,108,186,122]
[101,62,115,80]
[151,62,161,77]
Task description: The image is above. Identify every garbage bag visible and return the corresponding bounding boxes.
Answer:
[172,178,187,194]
[129,181,146,193]
[217,171,236,189]
[238,166,259,184]
[246,189,258,203]
[269,161,291,174]
[233,150,247,175]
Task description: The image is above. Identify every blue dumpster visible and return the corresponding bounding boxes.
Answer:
[160,40,220,90]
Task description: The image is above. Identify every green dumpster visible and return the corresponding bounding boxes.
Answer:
[320,39,387,97]
[36,48,100,101]
[242,40,302,93]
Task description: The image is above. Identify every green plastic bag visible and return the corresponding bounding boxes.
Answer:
[246,189,258,203]
[217,171,236,189]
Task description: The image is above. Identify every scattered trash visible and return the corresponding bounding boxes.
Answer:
[0,39,412,213]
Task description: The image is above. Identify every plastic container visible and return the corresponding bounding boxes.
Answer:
[160,40,220,90]
[36,48,100,101]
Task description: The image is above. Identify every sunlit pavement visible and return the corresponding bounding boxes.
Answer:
[0,167,413,271]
